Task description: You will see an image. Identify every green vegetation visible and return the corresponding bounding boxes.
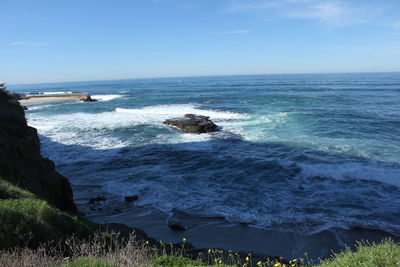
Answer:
[151,255,208,267]
[0,228,399,266]
[0,179,36,199]
[1,173,399,266]
[0,179,95,249]
[153,241,400,267]
[317,239,400,267]
[61,257,118,267]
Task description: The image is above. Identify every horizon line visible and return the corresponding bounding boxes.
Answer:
[6,71,400,86]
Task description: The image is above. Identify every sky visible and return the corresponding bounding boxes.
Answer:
[1,0,400,84]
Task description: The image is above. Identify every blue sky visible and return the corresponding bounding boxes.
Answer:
[1,0,400,84]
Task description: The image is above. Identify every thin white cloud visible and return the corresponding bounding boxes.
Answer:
[284,2,369,26]
[9,41,47,47]
[219,29,252,34]
[225,0,374,28]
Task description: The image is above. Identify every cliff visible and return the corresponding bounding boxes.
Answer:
[0,88,76,212]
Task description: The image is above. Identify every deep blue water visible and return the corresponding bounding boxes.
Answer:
[10,73,400,237]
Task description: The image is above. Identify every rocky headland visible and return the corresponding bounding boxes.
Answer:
[0,89,76,212]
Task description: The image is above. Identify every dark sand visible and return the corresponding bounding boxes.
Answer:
[87,208,399,261]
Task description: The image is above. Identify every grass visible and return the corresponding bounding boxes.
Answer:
[0,173,96,250]
[155,240,400,267]
[317,239,400,267]
[61,257,118,267]
[0,179,36,199]
[0,197,95,249]
[0,231,399,266]
[150,255,209,267]
[0,233,152,267]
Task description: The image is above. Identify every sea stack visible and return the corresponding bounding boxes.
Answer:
[163,114,219,133]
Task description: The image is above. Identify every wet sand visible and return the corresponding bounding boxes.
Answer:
[86,207,400,261]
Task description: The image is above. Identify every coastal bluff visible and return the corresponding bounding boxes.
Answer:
[0,88,76,212]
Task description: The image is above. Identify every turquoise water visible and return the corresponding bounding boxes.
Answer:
[10,73,400,237]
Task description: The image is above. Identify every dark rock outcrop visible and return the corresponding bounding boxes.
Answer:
[163,114,219,133]
[21,93,97,102]
[88,196,107,204]
[13,93,29,100]
[80,94,97,102]
[124,195,138,202]
[167,219,188,231]
[0,88,77,213]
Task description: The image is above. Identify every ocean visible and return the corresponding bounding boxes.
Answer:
[9,72,400,259]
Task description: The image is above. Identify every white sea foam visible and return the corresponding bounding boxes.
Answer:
[299,162,400,187]
[38,91,73,95]
[26,104,249,150]
[115,104,248,120]
[26,104,56,111]
[92,94,125,101]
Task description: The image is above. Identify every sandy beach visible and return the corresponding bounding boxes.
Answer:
[19,93,94,104]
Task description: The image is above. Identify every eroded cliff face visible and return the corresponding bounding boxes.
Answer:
[0,89,76,212]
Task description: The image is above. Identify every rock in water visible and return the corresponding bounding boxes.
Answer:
[81,94,97,102]
[88,196,107,204]
[163,114,219,133]
[124,195,138,202]
[167,217,188,231]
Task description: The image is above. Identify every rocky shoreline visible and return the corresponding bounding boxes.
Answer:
[0,86,282,263]
[2,86,399,264]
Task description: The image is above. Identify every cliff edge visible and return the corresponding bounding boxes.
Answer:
[0,88,76,213]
